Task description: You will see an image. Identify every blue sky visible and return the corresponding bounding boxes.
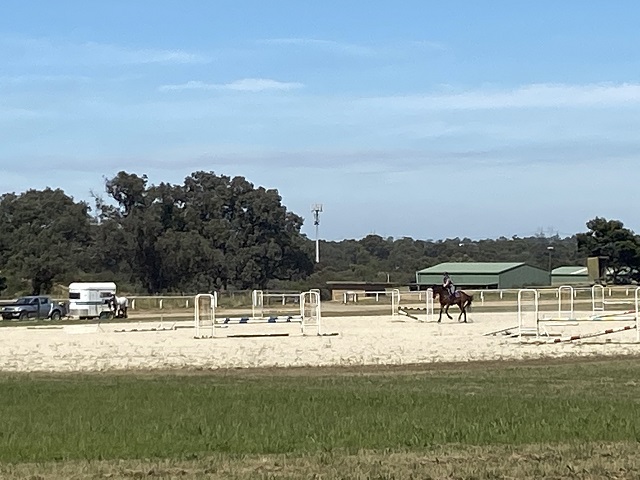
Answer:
[1,1,639,241]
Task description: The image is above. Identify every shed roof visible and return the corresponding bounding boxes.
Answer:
[417,262,526,274]
[552,266,588,275]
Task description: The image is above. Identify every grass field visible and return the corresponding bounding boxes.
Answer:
[1,357,640,478]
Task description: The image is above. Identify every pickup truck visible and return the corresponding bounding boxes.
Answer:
[1,296,66,321]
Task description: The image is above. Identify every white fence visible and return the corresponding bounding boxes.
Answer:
[31,285,640,316]
[341,290,399,303]
[251,290,304,319]
[128,295,213,311]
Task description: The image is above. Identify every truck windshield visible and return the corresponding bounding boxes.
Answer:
[15,297,32,305]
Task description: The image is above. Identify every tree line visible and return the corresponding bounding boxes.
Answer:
[0,170,639,296]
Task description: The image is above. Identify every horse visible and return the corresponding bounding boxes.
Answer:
[431,285,473,323]
[108,295,129,318]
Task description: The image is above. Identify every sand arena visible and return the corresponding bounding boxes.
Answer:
[1,307,640,372]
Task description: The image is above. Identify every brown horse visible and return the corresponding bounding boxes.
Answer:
[431,285,473,323]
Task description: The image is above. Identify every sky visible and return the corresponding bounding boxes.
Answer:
[1,1,639,241]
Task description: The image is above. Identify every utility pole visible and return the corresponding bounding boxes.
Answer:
[311,204,323,263]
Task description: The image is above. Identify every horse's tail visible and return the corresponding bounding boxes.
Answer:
[465,294,473,310]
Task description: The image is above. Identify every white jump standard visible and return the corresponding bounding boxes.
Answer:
[517,288,543,339]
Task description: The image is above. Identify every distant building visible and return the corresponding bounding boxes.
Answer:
[551,266,589,286]
[416,262,550,289]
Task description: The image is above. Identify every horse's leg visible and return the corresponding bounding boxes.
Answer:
[460,299,469,323]
[445,302,453,320]
[438,303,443,323]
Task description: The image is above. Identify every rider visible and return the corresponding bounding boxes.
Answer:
[442,272,456,298]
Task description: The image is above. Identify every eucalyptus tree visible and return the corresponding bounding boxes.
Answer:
[0,188,92,294]
[99,170,314,293]
[577,217,640,284]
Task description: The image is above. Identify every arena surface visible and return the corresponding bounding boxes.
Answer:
[1,311,639,372]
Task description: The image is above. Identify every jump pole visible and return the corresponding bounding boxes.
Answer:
[393,288,433,322]
[548,325,636,343]
[483,325,519,336]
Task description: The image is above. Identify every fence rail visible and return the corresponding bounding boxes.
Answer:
[1,285,638,313]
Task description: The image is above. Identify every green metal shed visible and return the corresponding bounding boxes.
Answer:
[551,266,589,286]
[416,262,551,289]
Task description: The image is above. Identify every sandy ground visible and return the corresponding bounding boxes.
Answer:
[1,308,639,373]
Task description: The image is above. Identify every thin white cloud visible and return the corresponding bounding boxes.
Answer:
[363,83,640,110]
[0,74,91,85]
[0,105,45,120]
[0,36,208,66]
[406,40,447,51]
[259,37,446,57]
[261,38,376,56]
[117,46,205,64]
[159,78,304,92]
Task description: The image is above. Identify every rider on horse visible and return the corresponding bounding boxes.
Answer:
[442,272,456,299]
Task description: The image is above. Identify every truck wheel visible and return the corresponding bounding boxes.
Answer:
[50,310,61,321]
[18,311,28,320]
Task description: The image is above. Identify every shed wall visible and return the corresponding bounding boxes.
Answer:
[416,272,500,288]
[551,274,590,286]
[500,265,550,288]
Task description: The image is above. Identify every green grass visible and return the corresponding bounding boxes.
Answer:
[1,358,640,465]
